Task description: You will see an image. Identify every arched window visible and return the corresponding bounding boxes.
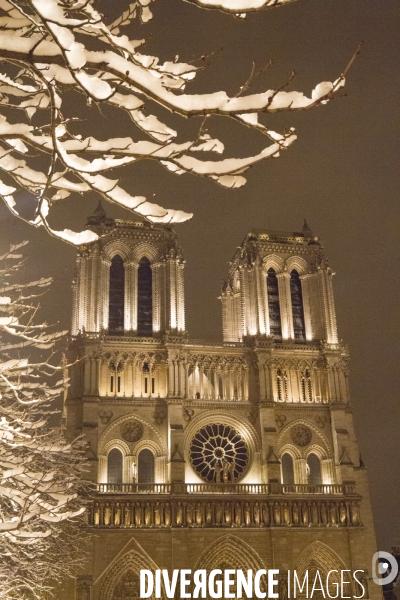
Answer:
[109,255,124,333]
[138,449,155,484]
[137,257,152,336]
[267,268,282,340]
[107,448,123,484]
[281,453,295,485]
[307,453,322,486]
[290,270,306,341]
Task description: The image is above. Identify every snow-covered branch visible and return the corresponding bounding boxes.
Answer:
[0,243,89,599]
[0,0,359,243]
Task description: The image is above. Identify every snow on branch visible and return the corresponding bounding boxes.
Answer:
[0,243,89,599]
[0,0,361,243]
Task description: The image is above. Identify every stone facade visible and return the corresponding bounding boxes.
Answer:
[63,211,382,600]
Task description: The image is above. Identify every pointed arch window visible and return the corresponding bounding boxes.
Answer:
[109,255,124,333]
[107,448,123,484]
[267,268,282,340]
[137,257,152,336]
[307,453,322,486]
[138,449,155,484]
[281,453,295,485]
[290,269,306,341]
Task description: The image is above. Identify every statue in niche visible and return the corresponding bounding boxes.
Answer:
[235,502,242,527]
[229,461,235,482]
[283,502,290,525]
[279,577,288,600]
[93,502,100,526]
[215,502,222,524]
[195,502,203,526]
[301,502,309,526]
[145,502,152,526]
[222,458,231,484]
[311,502,319,525]
[224,502,231,525]
[104,502,112,526]
[351,502,360,525]
[165,502,171,526]
[79,582,90,600]
[206,502,213,525]
[329,502,337,525]
[262,503,270,526]
[292,502,299,525]
[176,502,183,526]
[254,502,260,526]
[124,502,131,526]
[320,502,328,525]
[154,502,161,526]
[186,502,193,526]
[244,502,251,526]
[339,503,347,525]
[114,502,121,526]
[214,462,222,484]
[135,502,142,527]
[273,502,281,525]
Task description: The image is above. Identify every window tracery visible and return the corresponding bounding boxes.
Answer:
[189,424,249,483]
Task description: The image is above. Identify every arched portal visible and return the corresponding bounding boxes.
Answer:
[100,548,165,600]
[194,535,268,600]
[296,541,353,599]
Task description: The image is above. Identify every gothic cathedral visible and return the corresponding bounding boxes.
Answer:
[64,206,381,600]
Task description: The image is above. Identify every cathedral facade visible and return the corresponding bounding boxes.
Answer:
[64,207,381,600]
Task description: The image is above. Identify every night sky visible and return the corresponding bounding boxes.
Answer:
[0,0,398,550]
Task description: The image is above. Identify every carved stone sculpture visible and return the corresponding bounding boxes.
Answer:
[164,503,171,526]
[114,502,121,526]
[124,503,131,526]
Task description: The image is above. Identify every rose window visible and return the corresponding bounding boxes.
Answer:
[189,424,249,483]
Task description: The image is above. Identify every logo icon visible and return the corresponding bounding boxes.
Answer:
[372,551,399,586]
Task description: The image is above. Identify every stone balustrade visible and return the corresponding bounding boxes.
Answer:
[97,482,354,495]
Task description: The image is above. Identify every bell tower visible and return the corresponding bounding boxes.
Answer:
[221,220,338,344]
[71,204,186,337]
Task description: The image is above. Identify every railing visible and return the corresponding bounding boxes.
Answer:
[97,483,354,496]
[98,483,171,494]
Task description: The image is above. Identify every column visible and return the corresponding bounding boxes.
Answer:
[318,266,338,344]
